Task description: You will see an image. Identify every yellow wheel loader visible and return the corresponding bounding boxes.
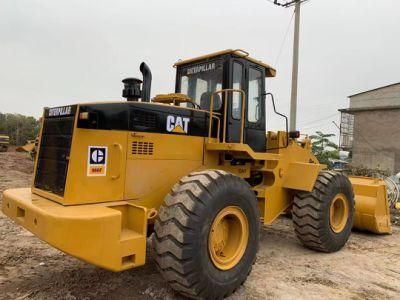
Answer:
[0,134,9,152]
[2,49,392,299]
[16,139,38,160]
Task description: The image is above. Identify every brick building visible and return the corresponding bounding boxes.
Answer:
[339,83,400,174]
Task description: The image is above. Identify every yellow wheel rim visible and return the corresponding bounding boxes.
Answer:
[329,193,349,233]
[208,206,249,270]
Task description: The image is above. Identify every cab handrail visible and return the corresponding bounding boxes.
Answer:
[208,89,246,144]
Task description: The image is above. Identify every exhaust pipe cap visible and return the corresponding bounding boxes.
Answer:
[122,77,142,101]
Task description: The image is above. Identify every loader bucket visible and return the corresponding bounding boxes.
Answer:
[16,141,35,153]
[349,176,392,234]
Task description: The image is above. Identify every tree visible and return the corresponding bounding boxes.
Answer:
[0,112,39,145]
[310,131,339,167]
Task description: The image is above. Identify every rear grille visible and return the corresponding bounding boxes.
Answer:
[132,141,154,155]
[34,116,75,196]
[132,110,157,128]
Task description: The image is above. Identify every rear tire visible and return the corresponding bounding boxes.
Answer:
[293,171,354,253]
[153,170,260,299]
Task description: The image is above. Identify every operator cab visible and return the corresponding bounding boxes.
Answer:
[174,49,276,152]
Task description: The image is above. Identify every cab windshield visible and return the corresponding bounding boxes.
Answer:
[178,60,223,108]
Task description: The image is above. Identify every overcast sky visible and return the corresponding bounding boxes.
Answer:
[1,0,399,139]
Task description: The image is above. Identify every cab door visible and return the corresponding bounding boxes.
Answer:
[226,60,245,143]
[245,65,266,152]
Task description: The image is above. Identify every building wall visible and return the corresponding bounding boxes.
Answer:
[350,84,400,109]
[351,109,400,173]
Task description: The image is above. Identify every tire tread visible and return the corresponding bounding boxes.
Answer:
[153,170,258,299]
[293,171,354,253]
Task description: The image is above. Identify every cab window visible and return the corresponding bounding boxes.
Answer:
[232,62,244,120]
[179,60,223,108]
[248,67,263,123]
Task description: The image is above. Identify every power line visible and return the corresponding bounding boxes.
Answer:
[266,0,310,8]
[266,0,304,131]
[274,11,295,66]
[301,120,336,131]
[297,112,340,126]
[266,0,312,131]
[301,121,334,131]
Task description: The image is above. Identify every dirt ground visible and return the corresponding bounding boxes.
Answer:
[1,150,399,300]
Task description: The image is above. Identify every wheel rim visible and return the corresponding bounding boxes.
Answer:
[329,193,349,233]
[208,206,249,270]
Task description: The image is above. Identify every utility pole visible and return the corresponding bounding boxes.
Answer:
[269,0,308,131]
[290,1,301,131]
[16,121,19,146]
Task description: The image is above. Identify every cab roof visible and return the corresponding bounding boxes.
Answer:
[174,49,276,77]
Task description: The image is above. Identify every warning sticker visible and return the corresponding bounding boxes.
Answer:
[87,146,108,176]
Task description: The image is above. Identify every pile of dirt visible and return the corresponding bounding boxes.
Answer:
[0,151,399,300]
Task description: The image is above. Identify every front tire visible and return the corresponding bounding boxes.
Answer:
[293,171,354,253]
[153,170,260,299]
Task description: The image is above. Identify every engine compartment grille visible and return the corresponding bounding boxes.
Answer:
[132,110,157,129]
[34,115,75,196]
[132,141,154,155]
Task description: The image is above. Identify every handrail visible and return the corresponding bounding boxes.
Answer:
[264,93,289,151]
[208,89,246,144]
[111,143,123,180]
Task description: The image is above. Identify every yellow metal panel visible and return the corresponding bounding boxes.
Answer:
[125,160,203,208]
[2,188,147,271]
[282,162,324,192]
[264,186,292,224]
[125,132,204,208]
[63,129,128,205]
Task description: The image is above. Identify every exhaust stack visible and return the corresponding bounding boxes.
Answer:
[140,62,152,102]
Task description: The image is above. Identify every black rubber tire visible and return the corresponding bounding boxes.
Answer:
[153,170,260,299]
[293,171,355,253]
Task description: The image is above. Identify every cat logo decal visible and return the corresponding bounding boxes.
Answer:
[166,115,190,134]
